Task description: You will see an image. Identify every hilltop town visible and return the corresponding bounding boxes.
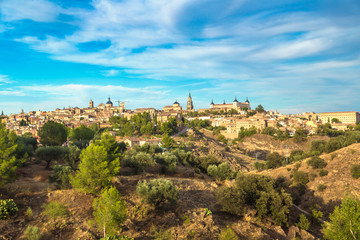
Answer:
[1,93,359,142]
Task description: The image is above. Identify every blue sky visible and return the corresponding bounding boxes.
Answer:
[0,0,359,114]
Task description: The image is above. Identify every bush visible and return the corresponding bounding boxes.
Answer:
[351,164,360,179]
[136,179,178,207]
[318,184,327,192]
[124,152,155,174]
[49,163,72,189]
[307,156,327,169]
[296,214,310,230]
[254,162,266,171]
[25,225,41,240]
[25,207,33,221]
[325,137,344,153]
[290,150,305,162]
[310,140,327,154]
[155,152,177,174]
[292,171,309,185]
[42,202,70,219]
[216,174,292,226]
[266,152,283,169]
[93,187,127,238]
[323,197,360,239]
[218,226,239,240]
[35,146,67,169]
[207,163,233,180]
[319,169,328,177]
[0,199,18,219]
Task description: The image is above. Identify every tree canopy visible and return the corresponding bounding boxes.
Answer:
[38,121,67,146]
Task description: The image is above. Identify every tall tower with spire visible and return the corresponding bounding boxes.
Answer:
[89,99,94,108]
[186,91,194,111]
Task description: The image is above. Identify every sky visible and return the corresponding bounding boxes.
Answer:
[0,0,359,115]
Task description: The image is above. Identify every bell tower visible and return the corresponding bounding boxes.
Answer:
[186,91,194,111]
[89,99,94,108]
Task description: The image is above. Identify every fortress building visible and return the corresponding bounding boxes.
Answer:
[209,97,250,112]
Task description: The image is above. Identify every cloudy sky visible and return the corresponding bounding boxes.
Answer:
[0,0,359,114]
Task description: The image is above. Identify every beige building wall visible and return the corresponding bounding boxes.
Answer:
[320,111,360,124]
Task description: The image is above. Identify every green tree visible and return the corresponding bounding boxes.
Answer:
[0,124,18,187]
[323,197,360,239]
[35,146,66,169]
[70,144,120,194]
[331,118,340,123]
[38,121,67,146]
[160,118,178,135]
[69,124,95,141]
[93,187,127,238]
[266,152,283,169]
[255,105,265,113]
[161,135,175,149]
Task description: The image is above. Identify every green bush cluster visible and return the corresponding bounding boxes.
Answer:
[351,164,360,179]
[296,214,310,230]
[215,174,292,226]
[319,169,328,177]
[0,199,18,219]
[292,171,309,185]
[49,163,72,189]
[207,163,234,180]
[123,151,155,174]
[307,156,327,169]
[41,201,70,219]
[155,152,178,174]
[136,179,178,208]
[218,226,239,240]
[25,225,41,240]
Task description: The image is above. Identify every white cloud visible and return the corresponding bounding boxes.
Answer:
[0,0,61,22]
[0,74,11,83]
[102,69,119,77]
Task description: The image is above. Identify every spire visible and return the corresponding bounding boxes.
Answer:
[1,110,3,116]
[211,99,214,105]
[188,91,191,98]
[223,99,226,104]
[246,97,250,103]
[233,96,238,103]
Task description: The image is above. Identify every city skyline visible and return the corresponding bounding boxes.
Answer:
[0,0,359,114]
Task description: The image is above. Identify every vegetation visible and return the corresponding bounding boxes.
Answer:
[123,151,155,174]
[35,146,66,169]
[218,226,239,240]
[42,202,70,219]
[319,169,328,177]
[93,187,127,238]
[38,121,67,146]
[351,164,360,179]
[49,163,72,189]
[216,174,292,226]
[0,124,19,187]
[237,126,257,141]
[307,156,327,169]
[25,225,41,240]
[0,199,18,219]
[207,162,233,180]
[155,152,178,174]
[71,143,120,194]
[136,179,178,208]
[296,214,310,231]
[266,152,283,169]
[292,171,309,185]
[323,196,360,239]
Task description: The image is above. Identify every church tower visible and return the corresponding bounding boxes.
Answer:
[89,99,94,108]
[186,92,194,111]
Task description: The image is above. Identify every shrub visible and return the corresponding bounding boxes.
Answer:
[25,225,41,240]
[218,134,228,144]
[296,214,310,230]
[197,155,220,173]
[310,140,327,154]
[218,226,239,240]
[266,152,283,169]
[319,169,328,177]
[0,199,18,219]
[207,163,233,180]
[292,171,309,185]
[42,202,70,219]
[290,150,305,162]
[325,137,344,153]
[216,174,292,226]
[254,162,266,171]
[49,163,72,189]
[93,187,127,238]
[35,146,67,169]
[124,152,155,174]
[307,156,327,169]
[323,197,360,239]
[25,207,33,221]
[155,152,177,174]
[318,184,327,192]
[151,226,173,240]
[136,179,178,207]
[351,164,360,179]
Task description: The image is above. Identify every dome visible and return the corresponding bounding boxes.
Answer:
[173,100,180,105]
[106,97,113,105]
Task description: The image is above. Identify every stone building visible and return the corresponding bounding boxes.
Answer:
[186,92,194,112]
[319,111,360,124]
